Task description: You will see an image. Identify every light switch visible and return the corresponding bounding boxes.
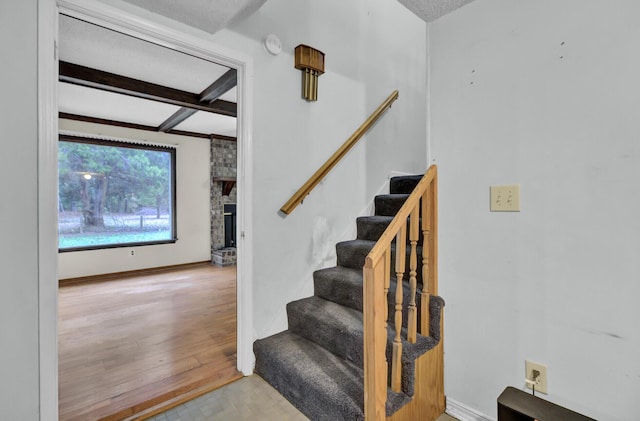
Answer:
[490,185,520,212]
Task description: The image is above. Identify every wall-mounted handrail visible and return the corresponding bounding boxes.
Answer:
[279,90,399,215]
[363,165,438,420]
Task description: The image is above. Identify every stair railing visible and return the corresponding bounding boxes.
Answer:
[280,90,400,215]
[363,165,438,421]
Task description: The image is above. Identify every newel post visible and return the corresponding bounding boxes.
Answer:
[363,254,388,421]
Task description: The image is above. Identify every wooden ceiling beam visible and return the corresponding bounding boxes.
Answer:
[200,69,237,102]
[59,61,237,117]
[158,69,237,133]
[157,109,197,133]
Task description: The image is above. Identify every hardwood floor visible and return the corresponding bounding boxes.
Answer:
[58,263,241,421]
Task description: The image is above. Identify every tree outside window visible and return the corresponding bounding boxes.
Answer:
[58,136,176,251]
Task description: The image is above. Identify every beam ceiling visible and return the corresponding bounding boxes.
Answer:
[59,61,237,117]
[158,69,237,132]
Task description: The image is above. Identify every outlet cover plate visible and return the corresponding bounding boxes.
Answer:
[490,184,520,212]
[525,360,548,394]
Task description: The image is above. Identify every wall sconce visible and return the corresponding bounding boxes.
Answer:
[294,44,325,101]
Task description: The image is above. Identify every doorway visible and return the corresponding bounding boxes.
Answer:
[41,1,254,419]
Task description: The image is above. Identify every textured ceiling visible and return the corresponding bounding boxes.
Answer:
[121,0,268,34]
[120,0,477,34]
[396,0,478,22]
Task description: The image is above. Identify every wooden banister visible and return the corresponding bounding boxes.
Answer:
[279,90,400,215]
[363,165,439,421]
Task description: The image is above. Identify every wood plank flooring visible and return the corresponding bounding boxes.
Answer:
[58,263,240,421]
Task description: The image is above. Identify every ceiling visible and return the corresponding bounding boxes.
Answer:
[58,15,238,138]
[58,1,478,139]
[121,0,269,34]
[119,0,479,32]
[396,0,478,22]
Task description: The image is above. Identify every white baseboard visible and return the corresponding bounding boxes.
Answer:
[360,176,392,217]
[389,170,415,178]
[446,397,495,421]
[359,170,415,217]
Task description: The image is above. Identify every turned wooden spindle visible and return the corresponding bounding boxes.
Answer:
[384,249,391,329]
[407,206,419,344]
[391,226,406,392]
[420,187,432,336]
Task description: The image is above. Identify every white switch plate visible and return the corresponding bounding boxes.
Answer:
[490,185,520,212]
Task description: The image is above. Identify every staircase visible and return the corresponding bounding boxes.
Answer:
[254,174,445,421]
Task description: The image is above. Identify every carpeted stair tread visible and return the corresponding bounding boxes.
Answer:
[375,194,410,216]
[357,215,424,243]
[356,215,394,241]
[313,267,427,319]
[336,239,376,269]
[336,240,423,283]
[313,267,432,328]
[390,175,423,194]
[254,330,411,420]
[356,215,424,244]
[287,296,364,367]
[254,330,366,420]
[314,268,427,319]
[287,296,444,396]
[314,266,364,311]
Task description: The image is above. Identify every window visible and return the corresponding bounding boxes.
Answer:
[58,134,176,251]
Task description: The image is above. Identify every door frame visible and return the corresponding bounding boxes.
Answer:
[38,0,254,418]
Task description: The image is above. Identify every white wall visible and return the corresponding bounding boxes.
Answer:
[429,0,640,419]
[0,0,40,418]
[209,0,428,338]
[58,119,211,279]
[1,0,426,416]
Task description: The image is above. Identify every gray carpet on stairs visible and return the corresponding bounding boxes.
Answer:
[254,331,367,421]
[288,296,365,367]
[253,174,444,421]
[375,194,410,216]
[314,266,364,311]
[254,331,413,421]
[390,175,423,194]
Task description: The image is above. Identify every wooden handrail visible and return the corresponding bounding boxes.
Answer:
[363,165,438,421]
[279,90,400,215]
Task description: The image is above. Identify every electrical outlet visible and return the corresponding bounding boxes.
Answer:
[490,185,520,212]
[525,360,548,394]
[129,249,135,257]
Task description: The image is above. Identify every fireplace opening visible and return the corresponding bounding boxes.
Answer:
[224,203,236,248]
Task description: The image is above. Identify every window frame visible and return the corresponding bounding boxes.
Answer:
[58,134,177,252]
